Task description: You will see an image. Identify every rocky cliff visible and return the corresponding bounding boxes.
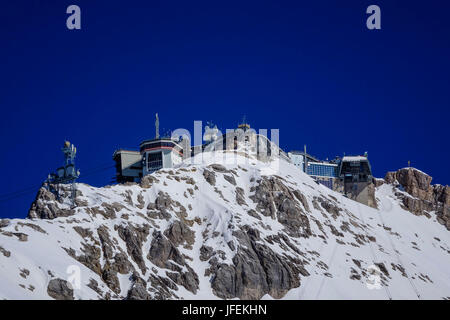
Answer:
[378,168,450,230]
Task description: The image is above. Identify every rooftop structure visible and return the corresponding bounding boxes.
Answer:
[112,149,142,183]
[338,154,372,183]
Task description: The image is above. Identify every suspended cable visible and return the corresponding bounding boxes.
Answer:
[377,205,421,300]
[0,164,115,204]
[355,202,393,300]
[0,184,43,200]
[314,240,339,299]
[0,189,40,203]
[298,237,328,300]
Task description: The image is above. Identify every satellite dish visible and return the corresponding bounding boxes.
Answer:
[203,124,219,142]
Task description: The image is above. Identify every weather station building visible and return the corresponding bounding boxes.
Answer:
[113,114,184,183]
[140,137,183,176]
[335,154,375,207]
[288,147,339,189]
[288,148,375,207]
[307,161,339,189]
[201,121,291,163]
[288,147,319,172]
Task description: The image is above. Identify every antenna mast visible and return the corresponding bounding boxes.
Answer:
[155,113,160,139]
[46,141,80,208]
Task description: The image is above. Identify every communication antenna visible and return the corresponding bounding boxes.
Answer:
[204,121,219,143]
[155,113,160,139]
[237,115,250,132]
[46,141,80,208]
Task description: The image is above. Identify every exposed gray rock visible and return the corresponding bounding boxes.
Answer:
[140,175,159,189]
[235,187,247,206]
[293,190,310,213]
[114,252,133,274]
[224,175,236,186]
[19,268,30,278]
[13,232,28,242]
[148,274,176,299]
[127,281,151,300]
[166,266,199,294]
[117,224,149,274]
[385,168,432,199]
[73,226,93,239]
[227,241,236,251]
[209,164,228,173]
[28,187,75,219]
[148,231,199,294]
[87,279,104,298]
[250,176,311,237]
[148,231,185,268]
[86,203,120,219]
[47,278,74,300]
[164,220,195,248]
[210,226,304,300]
[101,264,121,294]
[97,226,115,260]
[0,219,10,228]
[316,196,342,219]
[200,245,214,261]
[0,246,11,257]
[64,243,102,275]
[135,194,144,209]
[16,222,47,234]
[383,168,450,230]
[147,191,176,220]
[246,209,261,220]
[203,169,216,186]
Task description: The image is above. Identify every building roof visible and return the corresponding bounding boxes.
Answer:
[139,137,180,146]
[308,161,338,167]
[342,156,369,162]
[112,149,141,159]
[288,151,319,162]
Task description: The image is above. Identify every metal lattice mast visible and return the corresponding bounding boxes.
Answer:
[46,141,80,208]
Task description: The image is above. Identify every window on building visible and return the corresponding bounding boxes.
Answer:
[147,152,163,170]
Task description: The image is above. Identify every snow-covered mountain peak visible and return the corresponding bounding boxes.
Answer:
[1,149,450,300]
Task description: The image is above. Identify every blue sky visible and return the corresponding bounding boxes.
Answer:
[1,0,449,218]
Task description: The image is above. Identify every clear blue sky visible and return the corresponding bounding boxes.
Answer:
[1,0,449,218]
